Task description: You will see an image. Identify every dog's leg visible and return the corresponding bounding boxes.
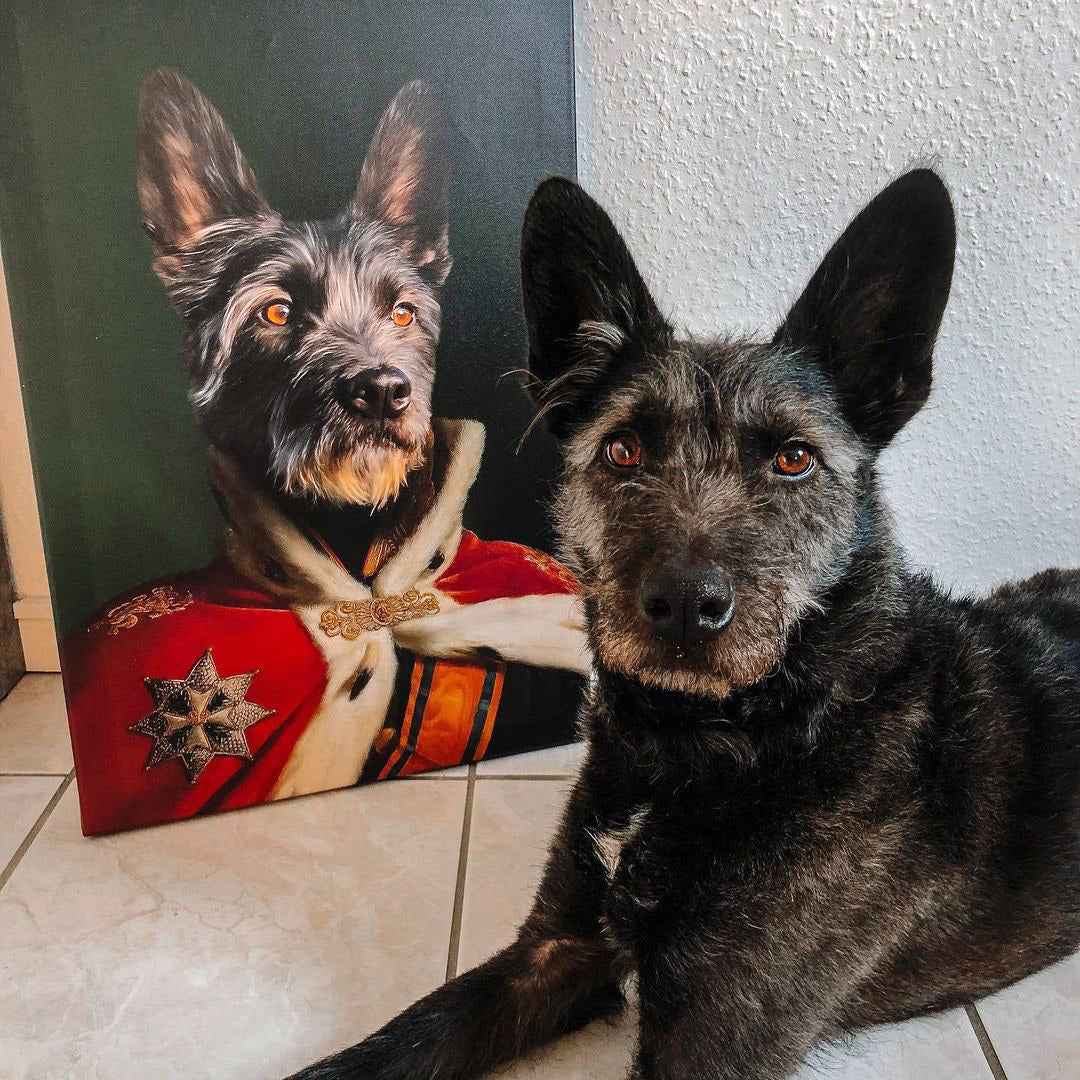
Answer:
[631,1007,812,1080]
[289,788,621,1080]
[628,947,849,1080]
[291,934,620,1080]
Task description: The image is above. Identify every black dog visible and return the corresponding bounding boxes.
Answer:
[292,171,1080,1079]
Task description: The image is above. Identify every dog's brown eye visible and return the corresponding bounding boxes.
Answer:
[773,443,815,478]
[391,303,415,328]
[604,431,642,469]
[261,301,292,327]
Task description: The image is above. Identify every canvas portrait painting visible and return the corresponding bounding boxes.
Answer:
[0,1,582,836]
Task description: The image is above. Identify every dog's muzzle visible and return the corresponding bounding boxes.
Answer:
[638,560,735,646]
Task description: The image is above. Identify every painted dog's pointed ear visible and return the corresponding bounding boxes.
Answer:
[520,178,671,440]
[353,79,452,286]
[137,69,273,280]
[774,169,956,450]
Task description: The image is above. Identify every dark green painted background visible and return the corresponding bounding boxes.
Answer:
[0,1,575,640]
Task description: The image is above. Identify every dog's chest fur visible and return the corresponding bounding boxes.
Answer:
[577,739,827,971]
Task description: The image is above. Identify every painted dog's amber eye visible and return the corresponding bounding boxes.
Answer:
[773,443,815,478]
[391,302,415,327]
[604,431,642,469]
[261,301,292,327]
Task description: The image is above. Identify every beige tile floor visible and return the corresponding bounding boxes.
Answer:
[1,674,1076,1079]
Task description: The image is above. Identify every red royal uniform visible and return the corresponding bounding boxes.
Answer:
[62,420,587,836]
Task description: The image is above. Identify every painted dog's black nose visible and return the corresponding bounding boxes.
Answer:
[339,366,412,419]
[638,561,735,645]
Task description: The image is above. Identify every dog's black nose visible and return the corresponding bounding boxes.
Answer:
[339,367,412,419]
[638,561,735,645]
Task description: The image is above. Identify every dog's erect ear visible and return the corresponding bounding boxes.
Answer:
[137,69,272,276]
[521,178,670,440]
[774,169,955,450]
[353,80,451,285]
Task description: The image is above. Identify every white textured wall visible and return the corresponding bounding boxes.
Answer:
[575,0,1079,594]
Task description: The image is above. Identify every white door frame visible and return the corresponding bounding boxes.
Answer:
[0,246,59,672]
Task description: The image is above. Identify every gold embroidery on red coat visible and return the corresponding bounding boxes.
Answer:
[90,585,194,635]
[319,590,440,640]
[130,648,274,783]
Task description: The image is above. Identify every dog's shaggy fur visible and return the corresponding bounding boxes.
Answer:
[291,171,1080,1080]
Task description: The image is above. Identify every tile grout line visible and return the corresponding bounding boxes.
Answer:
[474,773,575,782]
[0,771,72,778]
[0,769,74,894]
[444,763,477,982]
[965,1003,1009,1080]
[405,771,576,782]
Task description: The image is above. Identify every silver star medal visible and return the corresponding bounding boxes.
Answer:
[130,648,274,783]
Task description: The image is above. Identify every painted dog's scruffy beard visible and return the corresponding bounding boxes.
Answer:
[282,431,430,508]
[262,373,435,508]
[199,356,436,509]
[266,363,435,509]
